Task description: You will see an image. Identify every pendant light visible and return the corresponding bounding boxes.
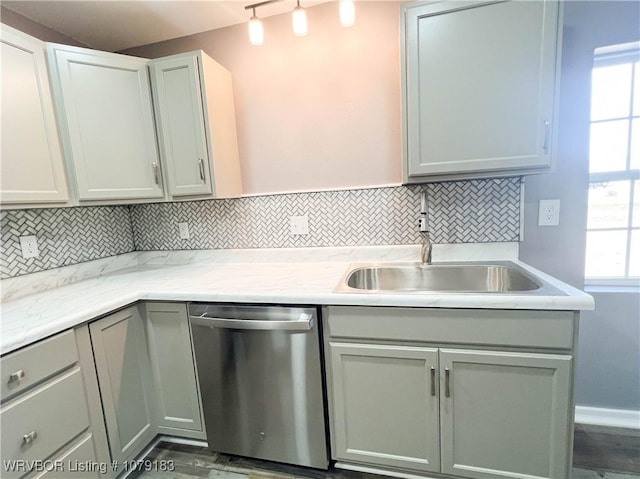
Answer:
[292,0,308,37]
[244,0,355,45]
[248,7,264,46]
[339,0,355,27]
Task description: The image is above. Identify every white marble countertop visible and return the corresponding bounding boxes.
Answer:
[0,244,594,355]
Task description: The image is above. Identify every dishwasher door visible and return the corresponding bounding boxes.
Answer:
[188,303,329,469]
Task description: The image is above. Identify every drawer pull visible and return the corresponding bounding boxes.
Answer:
[8,370,25,385]
[22,431,38,447]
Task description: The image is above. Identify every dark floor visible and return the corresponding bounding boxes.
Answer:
[130,425,640,479]
[574,425,640,474]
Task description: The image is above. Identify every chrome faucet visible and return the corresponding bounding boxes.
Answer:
[419,191,432,265]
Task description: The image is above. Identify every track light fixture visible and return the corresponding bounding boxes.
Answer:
[244,0,355,45]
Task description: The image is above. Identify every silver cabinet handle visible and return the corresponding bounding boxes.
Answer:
[152,162,160,185]
[198,158,206,182]
[22,431,38,447]
[543,120,550,154]
[430,366,436,396]
[445,367,451,398]
[8,370,25,385]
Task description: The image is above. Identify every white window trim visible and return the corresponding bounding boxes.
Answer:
[585,46,640,286]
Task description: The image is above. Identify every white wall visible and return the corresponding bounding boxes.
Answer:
[123,2,403,195]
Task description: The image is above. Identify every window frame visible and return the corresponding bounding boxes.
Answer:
[585,45,640,287]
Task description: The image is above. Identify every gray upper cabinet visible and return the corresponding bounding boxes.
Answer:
[48,44,164,202]
[0,25,69,206]
[403,0,561,182]
[151,51,242,199]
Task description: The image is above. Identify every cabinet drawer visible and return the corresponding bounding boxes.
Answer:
[326,307,575,350]
[31,433,99,479]
[1,330,78,401]
[1,367,90,474]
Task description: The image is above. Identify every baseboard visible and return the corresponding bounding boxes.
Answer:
[335,462,439,479]
[575,406,640,429]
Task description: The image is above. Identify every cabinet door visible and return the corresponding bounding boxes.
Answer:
[151,55,212,197]
[439,349,572,479]
[329,342,440,472]
[89,307,155,466]
[49,45,163,201]
[404,0,559,179]
[0,26,68,204]
[143,302,205,439]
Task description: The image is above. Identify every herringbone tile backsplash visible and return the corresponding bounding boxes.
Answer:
[1,178,521,278]
[130,178,521,250]
[1,206,134,279]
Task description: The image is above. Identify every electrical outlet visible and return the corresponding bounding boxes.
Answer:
[290,215,309,235]
[538,199,560,226]
[19,235,39,258]
[178,222,190,240]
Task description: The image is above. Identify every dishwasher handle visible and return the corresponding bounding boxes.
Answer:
[189,312,313,331]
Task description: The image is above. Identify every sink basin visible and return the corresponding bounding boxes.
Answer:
[335,262,544,294]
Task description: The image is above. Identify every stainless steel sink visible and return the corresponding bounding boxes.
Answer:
[334,262,551,294]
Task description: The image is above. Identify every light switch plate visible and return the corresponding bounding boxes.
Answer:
[290,215,309,235]
[538,199,560,226]
[19,235,39,258]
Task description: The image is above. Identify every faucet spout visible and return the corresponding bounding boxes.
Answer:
[421,233,432,265]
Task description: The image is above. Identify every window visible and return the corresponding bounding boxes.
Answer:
[585,43,640,285]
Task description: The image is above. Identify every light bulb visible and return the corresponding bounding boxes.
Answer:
[292,4,307,37]
[339,0,355,27]
[248,15,264,46]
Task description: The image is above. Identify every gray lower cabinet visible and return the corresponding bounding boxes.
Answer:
[1,302,205,479]
[325,306,576,479]
[439,349,572,479]
[329,343,440,472]
[143,302,205,440]
[89,306,156,467]
[0,329,110,479]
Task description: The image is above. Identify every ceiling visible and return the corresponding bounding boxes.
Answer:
[2,0,328,52]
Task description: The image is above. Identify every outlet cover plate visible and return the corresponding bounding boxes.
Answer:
[538,199,560,226]
[290,215,309,235]
[19,235,39,258]
[178,222,190,240]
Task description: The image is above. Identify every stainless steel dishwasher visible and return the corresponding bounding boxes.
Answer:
[188,303,329,469]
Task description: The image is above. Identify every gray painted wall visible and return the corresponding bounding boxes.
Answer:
[576,291,640,411]
[519,1,640,411]
[0,6,87,46]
